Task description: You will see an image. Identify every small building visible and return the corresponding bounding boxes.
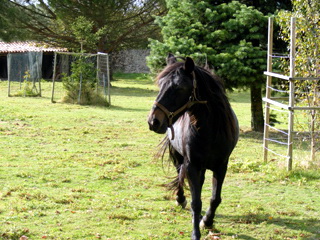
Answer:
[0,41,67,80]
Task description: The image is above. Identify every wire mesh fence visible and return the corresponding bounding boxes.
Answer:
[265,103,320,165]
[51,52,110,106]
[263,17,320,169]
[7,52,43,97]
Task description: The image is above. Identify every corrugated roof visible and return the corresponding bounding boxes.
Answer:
[0,41,68,53]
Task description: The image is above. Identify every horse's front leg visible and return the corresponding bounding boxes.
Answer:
[175,164,187,208]
[201,165,227,229]
[172,150,187,208]
[187,163,205,240]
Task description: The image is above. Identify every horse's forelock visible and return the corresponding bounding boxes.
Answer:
[156,62,184,86]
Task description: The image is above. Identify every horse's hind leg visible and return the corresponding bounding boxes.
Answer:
[200,164,227,229]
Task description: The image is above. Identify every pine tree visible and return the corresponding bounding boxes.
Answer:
[0,0,166,53]
[147,0,267,131]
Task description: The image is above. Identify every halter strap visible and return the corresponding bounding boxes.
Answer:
[154,72,207,140]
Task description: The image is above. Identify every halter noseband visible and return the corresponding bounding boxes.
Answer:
[154,72,207,140]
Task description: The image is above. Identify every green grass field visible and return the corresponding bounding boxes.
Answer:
[0,74,319,240]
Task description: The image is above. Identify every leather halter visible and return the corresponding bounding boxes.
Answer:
[154,72,207,140]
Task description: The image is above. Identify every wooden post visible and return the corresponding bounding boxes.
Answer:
[106,54,111,106]
[263,17,274,162]
[96,54,100,94]
[287,17,296,171]
[78,72,83,104]
[8,54,11,97]
[51,52,57,103]
[38,52,42,97]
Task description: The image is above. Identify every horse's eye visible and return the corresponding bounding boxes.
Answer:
[171,84,180,91]
[176,83,190,93]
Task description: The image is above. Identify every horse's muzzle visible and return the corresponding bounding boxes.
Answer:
[148,117,167,134]
[148,108,167,134]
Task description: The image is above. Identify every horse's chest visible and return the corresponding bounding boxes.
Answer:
[168,115,191,155]
[168,127,185,156]
[168,116,233,165]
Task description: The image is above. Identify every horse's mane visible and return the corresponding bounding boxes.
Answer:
[194,66,237,140]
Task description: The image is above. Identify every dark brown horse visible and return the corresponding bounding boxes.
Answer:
[148,54,239,240]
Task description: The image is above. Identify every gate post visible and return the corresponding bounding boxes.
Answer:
[263,17,274,162]
[287,17,296,171]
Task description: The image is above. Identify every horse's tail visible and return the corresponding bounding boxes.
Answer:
[167,158,187,194]
[157,136,186,193]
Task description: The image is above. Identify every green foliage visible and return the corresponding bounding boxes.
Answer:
[62,56,109,106]
[147,0,270,131]
[147,0,268,89]
[70,16,107,52]
[0,1,36,41]
[11,71,40,97]
[277,1,320,77]
[0,0,165,52]
[21,81,40,97]
[277,0,320,162]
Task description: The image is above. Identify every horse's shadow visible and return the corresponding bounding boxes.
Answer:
[209,213,320,239]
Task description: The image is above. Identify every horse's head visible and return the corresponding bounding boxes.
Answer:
[148,54,196,134]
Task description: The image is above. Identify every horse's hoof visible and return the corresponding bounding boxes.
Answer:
[176,199,187,208]
[200,219,213,229]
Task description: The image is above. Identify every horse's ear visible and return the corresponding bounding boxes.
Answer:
[184,57,195,73]
[166,53,177,65]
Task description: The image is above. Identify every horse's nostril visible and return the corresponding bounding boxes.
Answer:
[148,117,160,131]
[152,118,160,130]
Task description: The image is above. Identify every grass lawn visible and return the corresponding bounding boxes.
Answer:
[0,74,319,240]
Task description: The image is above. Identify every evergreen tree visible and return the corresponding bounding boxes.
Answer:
[0,0,166,53]
[147,0,268,131]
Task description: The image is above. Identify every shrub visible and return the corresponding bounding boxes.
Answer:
[62,56,109,106]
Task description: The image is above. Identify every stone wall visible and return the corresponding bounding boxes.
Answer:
[111,49,150,73]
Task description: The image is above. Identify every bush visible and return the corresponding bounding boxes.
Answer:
[12,71,41,97]
[62,56,109,106]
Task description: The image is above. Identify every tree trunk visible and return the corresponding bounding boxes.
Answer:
[250,83,264,132]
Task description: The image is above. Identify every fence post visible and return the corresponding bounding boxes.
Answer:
[263,17,274,162]
[106,54,111,106]
[287,17,296,171]
[96,54,100,94]
[78,72,83,104]
[38,52,42,97]
[7,54,12,97]
[51,52,57,103]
